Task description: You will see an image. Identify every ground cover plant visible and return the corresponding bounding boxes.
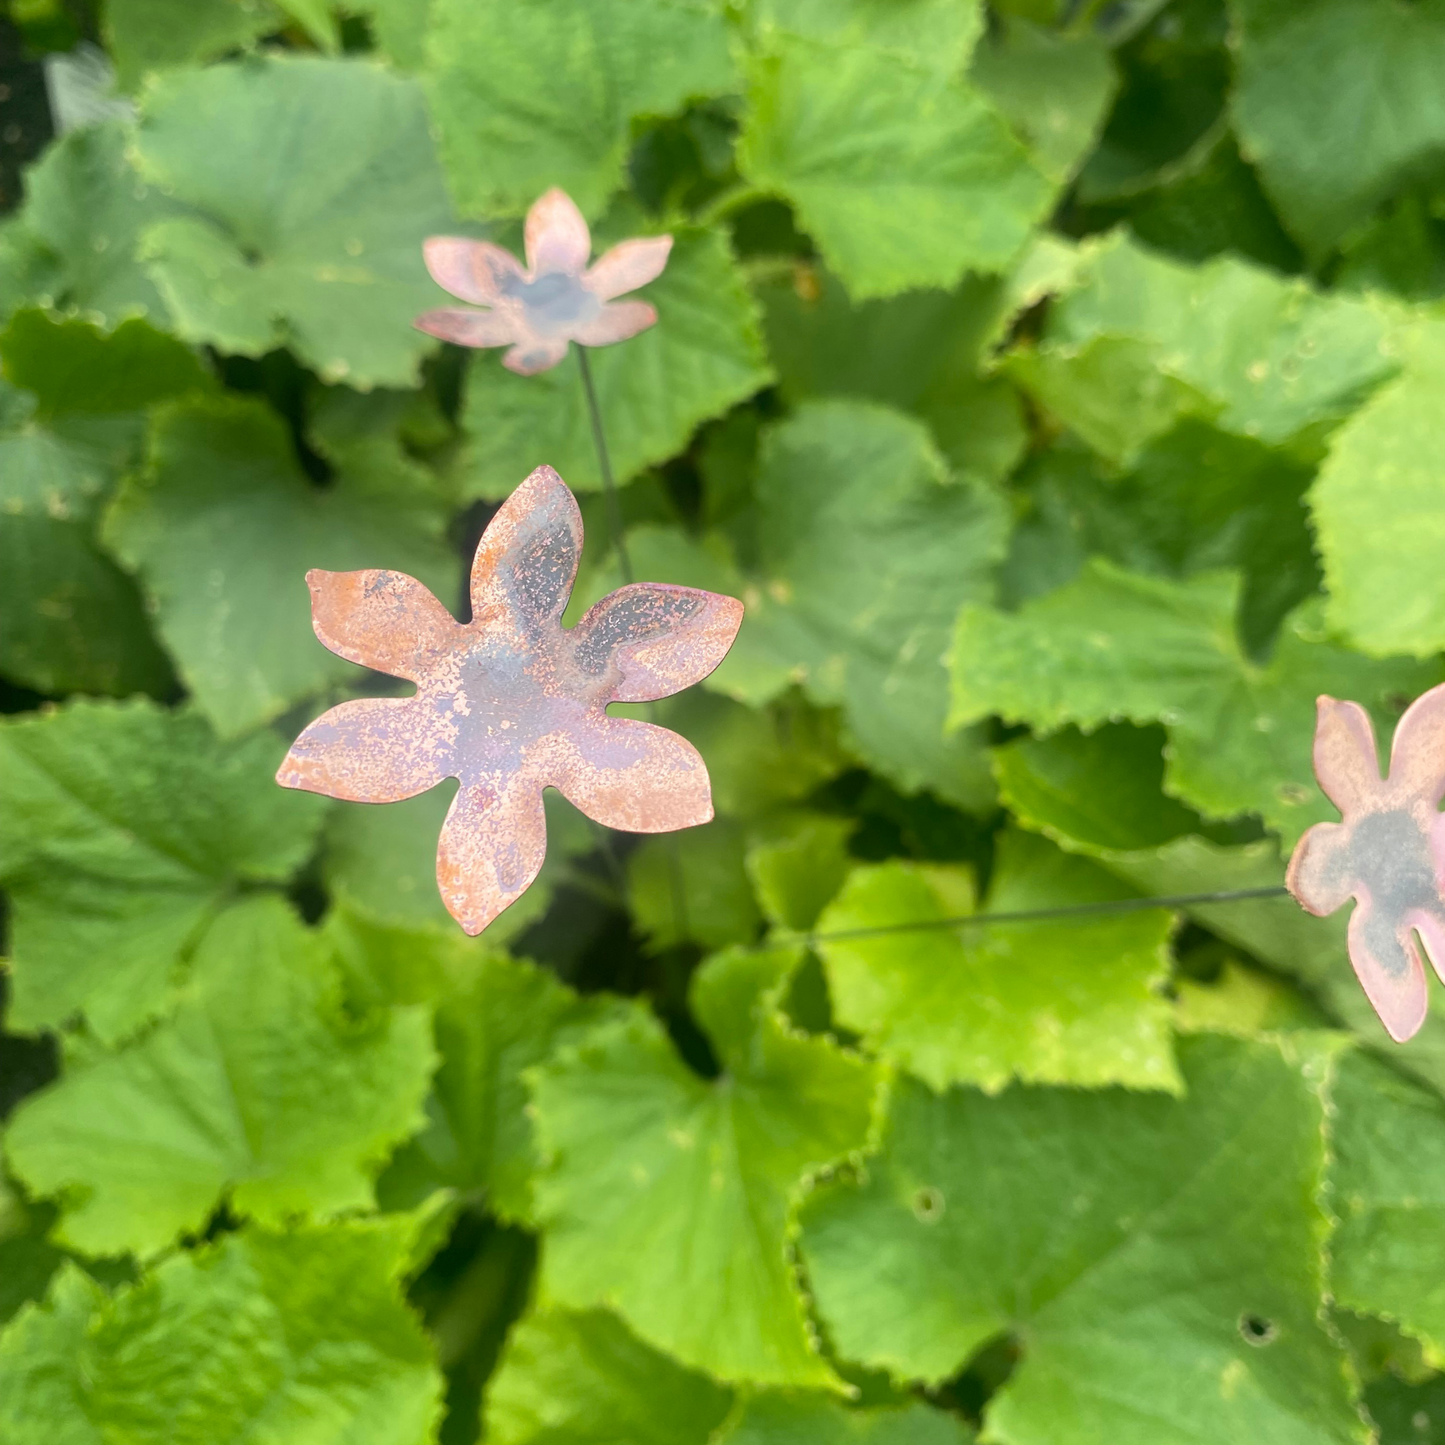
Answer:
[4,0,1445,1440]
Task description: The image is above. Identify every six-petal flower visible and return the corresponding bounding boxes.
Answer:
[277,465,743,935]
[1287,684,1445,1041]
[414,187,672,375]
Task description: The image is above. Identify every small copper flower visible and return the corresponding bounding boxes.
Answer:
[277,466,743,934]
[414,188,672,376]
[1287,685,1445,1042]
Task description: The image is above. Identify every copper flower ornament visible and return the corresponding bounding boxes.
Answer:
[277,466,743,934]
[1287,684,1445,1042]
[414,188,672,376]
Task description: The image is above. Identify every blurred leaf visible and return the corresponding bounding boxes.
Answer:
[104,0,283,90]
[1230,0,1445,258]
[747,812,854,931]
[133,55,460,387]
[485,1306,732,1445]
[0,699,326,1044]
[1312,319,1445,657]
[801,1034,1364,1443]
[718,1392,975,1445]
[105,394,458,735]
[737,33,1052,299]
[4,896,434,1258]
[950,561,1434,844]
[458,226,772,495]
[628,817,762,951]
[816,828,1179,1093]
[530,945,876,1384]
[0,1218,443,1444]
[425,0,737,219]
[745,0,985,74]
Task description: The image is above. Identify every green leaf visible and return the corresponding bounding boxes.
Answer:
[721,399,1008,809]
[3,121,179,326]
[353,0,432,67]
[0,698,327,1044]
[1312,319,1445,657]
[718,1392,975,1445]
[484,1306,733,1445]
[801,1033,1365,1444]
[4,895,434,1258]
[425,0,737,219]
[744,0,985,74]
[530,945,877,1385]
[103,0,282,91]
[458,226,772,495]
[0,1188,64,1331]
[747,813,854,931]
[1328,1047,1445,1356]
[1229,0,1445,258]
[104,394,458,735]
[380,951,625,1223]
[949,560,1434,844]
[0,1218,443,1444]
[1002,232,1400,463]
[628,817,763,951]
[132,55,461,387]
[737,33,1052,299]
[816,828,1179,1093]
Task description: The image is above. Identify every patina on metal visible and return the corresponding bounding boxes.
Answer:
[277,465,744,935]
[1287,684,1445,1042]
[414,187,672,375]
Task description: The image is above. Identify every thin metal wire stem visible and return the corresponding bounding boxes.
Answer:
[576,344,690,940]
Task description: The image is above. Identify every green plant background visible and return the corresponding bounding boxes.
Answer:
[3,0,1445,1440]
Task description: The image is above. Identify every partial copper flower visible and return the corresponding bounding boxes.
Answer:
[277,465,743,935]
[414,188,672,376]
[1287,685,1445,1041]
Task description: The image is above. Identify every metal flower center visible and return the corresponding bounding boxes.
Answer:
[502,269,600,334]
[1348,808,1443,917]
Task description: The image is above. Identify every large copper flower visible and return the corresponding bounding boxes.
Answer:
[277,466,743,934]
[1287,685,1445,1041]
[414,188,672,375]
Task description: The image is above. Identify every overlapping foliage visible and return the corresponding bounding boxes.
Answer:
[4,0,1445,1440]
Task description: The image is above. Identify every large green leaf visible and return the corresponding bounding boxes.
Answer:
[458,226,771,496]
[104,394,457,735]
[0,1218,442,1444]
[737,32,1052,299]
[717,399,1008,808]
[743,0,985,74]
[484,1307,733,1445]
[0,698,326,1044]
[104,0,282,90]
[628,817,763,951]
[425,0,737,219]
[1229,0,1445,258]
[801,1033,1365,1444]
[949,560,1433,844]
[718,1392,975,1445]
[4,896,434,1258]
[1312,319,1445,657]
[530,945,876,1385]
[132,55,460,387]
[1002,232,1399,463]
[816,828,1178,1093]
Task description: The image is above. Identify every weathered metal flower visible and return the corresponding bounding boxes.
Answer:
[1287,684,1445,1041]
[277,465,743,934]
[414,187,672,376]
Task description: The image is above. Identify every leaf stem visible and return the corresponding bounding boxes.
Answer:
[695,183,771,229]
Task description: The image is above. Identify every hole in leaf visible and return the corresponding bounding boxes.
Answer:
[1239,1313,1278,1346]
[912,1185,945,1223]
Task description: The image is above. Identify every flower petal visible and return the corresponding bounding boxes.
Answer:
[583,235,673,300]
[571,301,658,348]
[306,568,462,680]
[1348,894,1430,1042]
[423,236,526,305]
[436,777,548,934]
[1312,696,1381,815]
[503,337,571,375]
[1285,820,1354,917]
[525,188,591,276]
[1387,680,1445,803]
[569,583,744,703]
[415,307,520,349]
[276,697,451,802]
[553,714,712,832]
[1412,909,1445,987]
[471,464,583,632]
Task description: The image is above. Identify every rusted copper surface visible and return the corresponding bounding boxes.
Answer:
[277,466,743,935]
[1287,684,1445,1041]
[414,188,672,375]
